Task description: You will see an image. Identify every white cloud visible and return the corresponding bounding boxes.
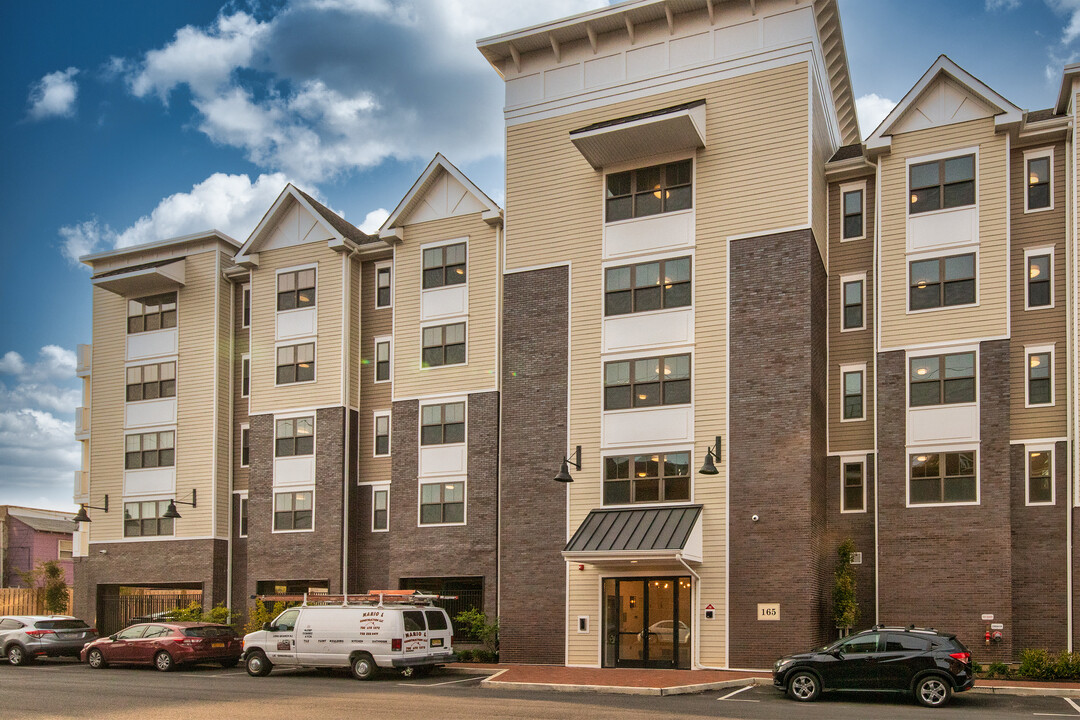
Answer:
[985,0,1021,9]
[855,93,897,139]
[358,208,389,234]
[1047,0,1080,43]
[27,67,80,120]
[59,219,113,265]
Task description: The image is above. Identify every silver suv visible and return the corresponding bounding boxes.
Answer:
[0,615,98,665]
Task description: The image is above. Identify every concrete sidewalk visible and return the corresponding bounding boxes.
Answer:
[443,663,1080,698]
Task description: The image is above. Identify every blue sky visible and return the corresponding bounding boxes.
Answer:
[1,0,1077,512]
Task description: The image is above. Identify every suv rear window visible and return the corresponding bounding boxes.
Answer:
[183,626,236,638]
[34,620,89,630]
[424,611,448,631]
[402,611,426,632]
[886,634,931,652]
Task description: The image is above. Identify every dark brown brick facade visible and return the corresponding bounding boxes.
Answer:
[499,266,569,665]
[825,454,876,634]
[729,229,829,668]
[244,407,346,599]
[386,392,499,615]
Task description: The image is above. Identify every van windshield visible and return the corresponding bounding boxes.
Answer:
[403,611,425,632]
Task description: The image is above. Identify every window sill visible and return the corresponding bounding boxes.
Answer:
[905,301,979,316]
[419,362,468,371]
[417,521,467,528]
[839,507,867,514]
[603,403,691,415]
[604,305,693,322]
[1024,303,1055,311]
[1022,205,1053,215]
[600,500,694,510]
[840,234,866,243]
[908,401,977,411]
[839,416,866,423]
[907,203,977,221]
[275,379,318,387]
[1025,500,1055,507]
[1024,401,1055,410]
[604,207,693,228]
[839,325,866,333]
[272,528,315,534]
[125,396,177,405]
[276,306,317,316]
[906,500,980,509]
[127,327,177,337]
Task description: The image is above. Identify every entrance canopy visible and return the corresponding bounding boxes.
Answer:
[563,505,702,565]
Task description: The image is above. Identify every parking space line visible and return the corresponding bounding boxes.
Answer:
[718,685,758,702]
[1066,698,1080,714]
[397,676,488,688]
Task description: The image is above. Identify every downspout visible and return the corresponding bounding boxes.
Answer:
[225,266,235,615]
[676,553,710,669]
[1068,111,1076,652]
[341,251,352,594]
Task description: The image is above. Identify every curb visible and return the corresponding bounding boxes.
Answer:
[479,674,771,696]
[971,685,1080,698]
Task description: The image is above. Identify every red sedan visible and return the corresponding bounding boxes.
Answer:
[80,622,241,671]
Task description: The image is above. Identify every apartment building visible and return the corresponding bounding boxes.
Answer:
[73,0,1078,669]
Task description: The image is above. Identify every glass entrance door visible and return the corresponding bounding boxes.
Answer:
[602,576,691,669]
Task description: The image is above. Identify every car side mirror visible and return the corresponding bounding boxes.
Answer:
[109,634,118,641]
[262,622,273,632]
[832,649,844,659]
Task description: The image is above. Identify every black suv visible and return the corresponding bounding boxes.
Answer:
[773,626,975,708]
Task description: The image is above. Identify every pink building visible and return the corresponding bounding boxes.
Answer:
[0,506,77,587]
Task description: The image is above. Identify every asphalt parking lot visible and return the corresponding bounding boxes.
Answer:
[1,659,1077,719]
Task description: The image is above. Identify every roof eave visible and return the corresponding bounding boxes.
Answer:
[1055,62,1080,115]
[79,230,238,267]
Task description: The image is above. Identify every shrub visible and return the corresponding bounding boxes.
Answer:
[244,599,291,635]
[18,560,69,615]
[453,609,499,654]
[1019,649,1054,680]
[1053,651,1080,680]
[833,538,859,635]
[167,601,240,627]
[985,661,1010,679]
[456,649,474,662]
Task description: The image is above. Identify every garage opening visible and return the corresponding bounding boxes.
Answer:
[97,584,202,635]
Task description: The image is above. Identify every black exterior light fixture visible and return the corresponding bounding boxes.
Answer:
[554,445,582,483]
[698,436,722,475]
[163,489,197,520]
[72,495,109,523]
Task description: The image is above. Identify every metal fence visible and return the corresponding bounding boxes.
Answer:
[97,591,202,635]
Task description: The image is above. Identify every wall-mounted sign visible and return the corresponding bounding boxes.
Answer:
[981,614,994,621]
[990,623,1003,630]
[757,603,780,621]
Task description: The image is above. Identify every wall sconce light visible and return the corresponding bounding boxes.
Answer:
[554,445,582,483]
[698,436,721,475]
[72,495,108,523]
[163,489,197,520]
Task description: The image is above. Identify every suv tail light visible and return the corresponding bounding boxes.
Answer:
[391,638,402,652]
[949,651,971,664]
[25,630,54,638]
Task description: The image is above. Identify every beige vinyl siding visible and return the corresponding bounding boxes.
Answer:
[828,175,876,452]
[213,253,232,538]
[232,281,250,492]
[349,257,361,410]
[506,61,810,667]
[392,213,499,400]
[249,243,343,414]
[87,287,127,542]
[878,118,1008,349]
[359,258,393,482]
[1010,140,1068,439]
[811,74,833,262]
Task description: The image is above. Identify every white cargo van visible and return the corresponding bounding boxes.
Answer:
[241,592,457,680]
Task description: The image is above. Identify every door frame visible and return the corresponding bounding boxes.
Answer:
[602,574,691,669]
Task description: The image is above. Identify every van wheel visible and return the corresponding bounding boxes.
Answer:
[914,675,952,707]
[245,651,272,677]
[350,653,376,680]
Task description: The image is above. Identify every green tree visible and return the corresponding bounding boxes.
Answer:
[453,608,499,655]
[833,538,860,637]
[18,560,69,615]
[245,599,290,634]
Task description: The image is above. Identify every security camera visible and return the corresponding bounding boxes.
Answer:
[751,514,759,522]
[98,549,108,554]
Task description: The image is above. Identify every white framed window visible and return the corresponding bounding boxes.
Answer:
[840,273,866,332]
[908,350,977,408]
[840,364,866,422]
[126,361,177,402]
[1025,344,1055,408]
[907,447,979,507]
[241,283,251,328]
[275,342,315,385]
[275,416,315,457]
[273,490,314,532]
[123,500,175,537]
[1023,147,1053,213]
[241,354,251,398]
[419,402,465,445]
[1024,246,1054,310]
[418,480,465,526]
[127,293,177,334]
[840,458,865,513]
[839,181,866,241]
[422,240,467,289]
[605,159,692,222]
[276,265,317,311]
[374,411,391,457]
[908,251,977,312]
[372,485,389,532]
[1025,445,1054,506]
[236,492,249,537]
[375,261,392,308]
[374,337,392,383]
[907,150,977,216]
[57,539,73,559]
[421,322,466,368]
[240,424,250,467]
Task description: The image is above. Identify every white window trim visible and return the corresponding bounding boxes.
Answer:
[123,427,178,471]
[239,423,250,468]
[373,410,391,458]
[600,350,694,415]
[1022,147,1054,214]
[601,153,696,227]
[374,261,393,308]
[417,478,467,527]
[121,495,176,538]
[599,446,696,507]
[839,273,867,332]
[273,411,317,459]
[839,363,867,423]
[57,538,73,558]
[906,343,980,410]
[273,340,317,387]
[272,487,316,534]
[241,283,251,328]
[839,181,867,242]
[1024,444,1055,506]
[373,336,392,384]
[905,248,980,315]
[905,445,980,508]
[419,320,469,371]
[235,491,249,538]
[905,146,980,220]
[418,396,468,448]
[420,236,469,293]
[1023,245,1055,310]
[1024,344,1056,409]
[274,262,319,315]
[241,354,251,398]
[371,484,390,533]
[839,456,866,514]
[124,357,179,405]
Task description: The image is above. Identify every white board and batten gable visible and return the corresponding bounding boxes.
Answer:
[866,55,1022,154]
[379,154,502,241]
[260,201,335,252]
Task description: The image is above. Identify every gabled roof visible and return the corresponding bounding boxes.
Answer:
[378,153,502,240]
[865,55,1022,154]
[234,184,373,264]
[8,510,77,535]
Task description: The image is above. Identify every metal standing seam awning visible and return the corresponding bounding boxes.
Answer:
[562,505,703,565]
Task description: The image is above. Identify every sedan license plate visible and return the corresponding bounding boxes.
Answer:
[212,642,225,649]
[430,638,443,648]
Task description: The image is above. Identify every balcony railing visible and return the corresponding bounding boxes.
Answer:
[76,344,92,377]
[75,407,91,439]
[73,471,89,503]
